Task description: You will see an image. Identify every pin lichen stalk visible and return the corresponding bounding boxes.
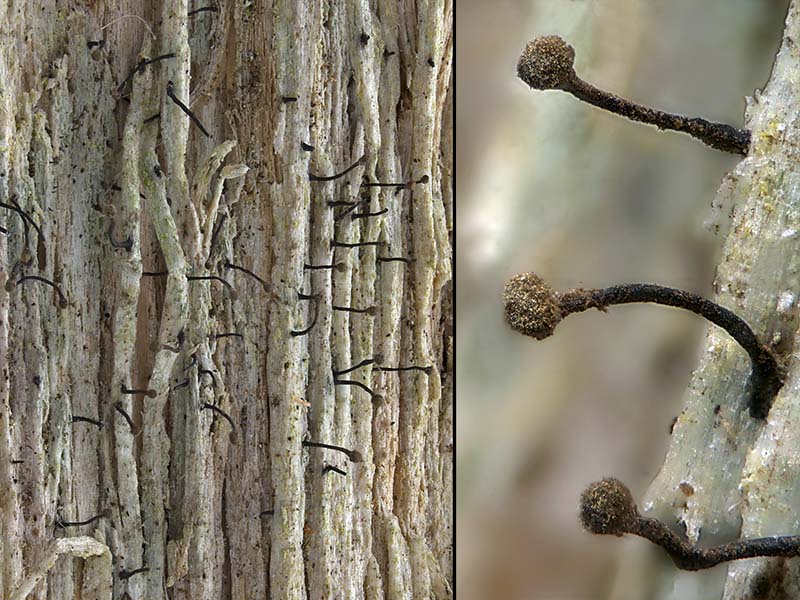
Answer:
[503,272,784,418]
[580,478,800,570]
[517,35,750,155]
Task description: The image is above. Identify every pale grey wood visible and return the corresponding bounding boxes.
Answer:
[0,2,451,598]
[613,3,800,599]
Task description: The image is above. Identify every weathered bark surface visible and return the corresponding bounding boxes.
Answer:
[612,3,800,599]
[458,1,790,598]
[0,2,452,599]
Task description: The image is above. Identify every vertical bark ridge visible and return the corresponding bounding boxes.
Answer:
[0,2,451,597]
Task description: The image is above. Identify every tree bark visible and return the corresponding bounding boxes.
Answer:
[612,3,800,599]
[0,2,452,599]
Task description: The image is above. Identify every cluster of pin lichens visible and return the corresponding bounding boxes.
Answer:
[509,27,793,577]
[505,271,792,566]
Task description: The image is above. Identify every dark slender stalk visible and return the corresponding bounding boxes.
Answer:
[187,275,237,299]
[114,403,136,431]
[323,464,347,476]
[377,256,413,265]
[199,369,217,387]
[291,294,319,336]
[137,53,177,71]
[304,262,345,272]
[14,276,68,309]
[166,80,211,137]
[334,202,366,221]
[351,208,388,220]
[56,508,111,528]
[188,5,218,16]
[375,365,433,375]
[121,384,157,398]
[516,36,749,155]
[0,201,44,242]
[72,415,103,428]
[503,272,784,418]
[302,440,362,463]
[118,53,176,92]
[332,304,376,315]
[360,182,404,190]
[331,239,383,249]
[581,478,800,570]
[119,566,150,580]
[214,332,243,340]
[332,194,371,220]
[309,155,365,182]
[224,262,269,291]
[361,175,429,189]
[201,403,235,432]
[333,357,378,377]
[334,378,383,404]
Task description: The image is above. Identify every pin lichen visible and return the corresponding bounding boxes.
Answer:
[516,35,576,90]
[503,272,563,340]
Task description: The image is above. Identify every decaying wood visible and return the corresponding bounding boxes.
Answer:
[0,2,452,598]
[612,3,800,599]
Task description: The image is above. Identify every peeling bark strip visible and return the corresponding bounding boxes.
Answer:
[0,1,451,598]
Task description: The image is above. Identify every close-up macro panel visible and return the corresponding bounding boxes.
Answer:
[458,1,800,599]
[0,1,452,599]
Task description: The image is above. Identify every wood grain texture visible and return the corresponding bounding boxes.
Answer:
[0,1,452,598]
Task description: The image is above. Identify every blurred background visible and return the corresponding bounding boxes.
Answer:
[456,1,789,598]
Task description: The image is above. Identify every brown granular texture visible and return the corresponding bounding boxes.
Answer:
[516,35,575,90]
[579,478,638,536]
[503,272,562,340]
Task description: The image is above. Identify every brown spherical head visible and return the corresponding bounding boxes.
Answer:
[503,272,562,340]
[517,35,576,90]
[348,450,363,463]
[579,478,638,536]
